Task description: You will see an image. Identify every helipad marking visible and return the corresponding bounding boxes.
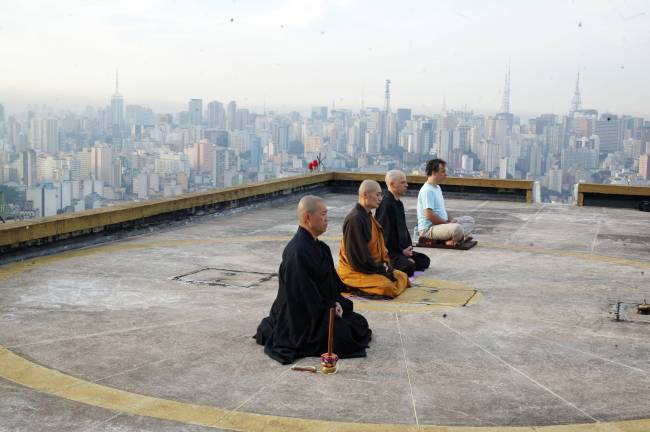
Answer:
[343,278,481,313]
[0,345,649,431]
[2,236,650,430]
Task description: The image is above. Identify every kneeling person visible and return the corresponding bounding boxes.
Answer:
[376,170,431,277]
[337,180,410,298]
[417,159,474,245]
[255,195,371,364]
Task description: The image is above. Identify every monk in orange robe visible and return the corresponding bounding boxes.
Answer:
[337,180,410,298]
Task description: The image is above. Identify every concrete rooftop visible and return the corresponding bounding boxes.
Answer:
[1,194,649,432]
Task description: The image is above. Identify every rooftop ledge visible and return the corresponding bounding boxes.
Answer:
[576,182,650,208]
[1,173,535,254]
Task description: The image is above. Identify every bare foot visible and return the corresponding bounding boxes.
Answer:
[445,239,458,246]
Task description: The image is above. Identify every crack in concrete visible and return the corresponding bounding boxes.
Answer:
[394,313,419,427]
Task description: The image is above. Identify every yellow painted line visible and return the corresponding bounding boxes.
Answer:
[481,242,650,269]
[1,345,649,431]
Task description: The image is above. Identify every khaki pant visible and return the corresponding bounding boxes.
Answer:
[419,216,474,242]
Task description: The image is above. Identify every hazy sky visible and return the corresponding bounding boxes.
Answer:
[1,0,649,117]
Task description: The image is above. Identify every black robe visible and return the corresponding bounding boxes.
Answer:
[255,227,372,364]
[376,191,430,276]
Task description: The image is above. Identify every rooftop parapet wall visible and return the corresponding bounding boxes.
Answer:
[0,173,535,255]
[333,172,535,203]
[576,183,650,208]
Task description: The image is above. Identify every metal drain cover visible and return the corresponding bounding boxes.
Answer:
[174,268,276,288]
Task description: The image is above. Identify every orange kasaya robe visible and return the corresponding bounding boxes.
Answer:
[337,204,410,298]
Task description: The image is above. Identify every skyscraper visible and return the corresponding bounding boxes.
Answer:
[91,144,113,184]
[639,154,650,180]
[396,108,411,132]
[188,99,203,126]
[382,80,396,149]
[227,101,237,131]
[595,114,622,155]
[311,106,328,121]
[500,64,511,114]
[111,69,124,138]
[19,150,37,187]
[571,73,582,113]
[207,101,225,129]
[0,104,5,122]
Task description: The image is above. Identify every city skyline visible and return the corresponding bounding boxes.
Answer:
[1,0,649,117]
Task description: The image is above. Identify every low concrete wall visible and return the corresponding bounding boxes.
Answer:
[0,172,333,253]
[332,172,535,203]
[0,172,534,254]
[576,183,650,209]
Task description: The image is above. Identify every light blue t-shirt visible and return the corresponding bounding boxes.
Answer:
[417,183,448,232]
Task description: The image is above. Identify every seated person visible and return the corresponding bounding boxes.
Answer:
[376,170,431,277]
[337,180,410,298]
[255,195,371,364]
[417,159,475,246]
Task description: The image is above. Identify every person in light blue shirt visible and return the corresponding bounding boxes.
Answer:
[416,159,474,245]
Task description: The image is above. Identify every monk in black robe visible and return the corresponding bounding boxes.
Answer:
[376,170,431,277]
[255,195,371,364]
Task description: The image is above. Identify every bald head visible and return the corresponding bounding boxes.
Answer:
[358,179,382,210]
[297,195,324,223]
[385,170,405,187]
[385,170,408,198]
[359,179,381,195]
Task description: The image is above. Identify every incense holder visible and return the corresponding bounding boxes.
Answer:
[320,353,338,374]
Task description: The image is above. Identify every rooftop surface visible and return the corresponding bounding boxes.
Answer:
[1,194,649,432]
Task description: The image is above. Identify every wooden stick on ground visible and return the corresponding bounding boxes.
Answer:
[327,307,334,355]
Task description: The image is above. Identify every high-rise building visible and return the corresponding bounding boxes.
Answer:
[595,114,622,155]
[78,149,92,179]
[36,155,57,181]
[26,183,60,218]
[479,139,500,173]
[29,118,59,154]
[91,144,113,184]
[207,101,226,129]
[500,64,511,114]
[571,73,582,113]
[547,168,563,193]
[639,154,650,180]
[212,147,237,187]
[305,135,322,153]
[111,69,124,137]
[271,122,289,153]
[311,106,328,122]
[188,99,203,126]
[192,139,214,173]
[19,150,37,187]
[43,119,59,153]
[0,103,5,122]
[235,109,249,130]
[227,101,237,131]
[397,108,411,131]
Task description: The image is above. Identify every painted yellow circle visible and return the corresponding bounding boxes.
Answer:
[1,236,650,430]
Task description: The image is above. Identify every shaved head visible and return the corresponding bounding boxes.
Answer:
[385,170,405,186]
[358,179,383,210]
[297,195,325,223]
[297,195,328,238]
[358,179,381,196]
